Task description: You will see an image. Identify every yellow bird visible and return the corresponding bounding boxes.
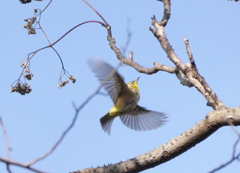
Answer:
[88,58,167,134]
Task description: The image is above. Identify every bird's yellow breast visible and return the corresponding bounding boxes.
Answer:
[109,88,140,116]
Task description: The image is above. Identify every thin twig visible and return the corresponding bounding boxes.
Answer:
[208,147,240,173]
[209,125,240,173]
[50,21,105,46]
[51,46,65,71]
[26,61,122,166]
[0,118,11,159]
[82,0,109,26]
[13,20,105,90]
[26,110,80,165]
[36,0,53,17]
[38,22,51,45]
[208,152,240,173]
[6,164,12,173]
[0,118,12,173]
[121,19,132,55]
[27,21,104,57]
[0,157,46,173]
[184,37,196,69]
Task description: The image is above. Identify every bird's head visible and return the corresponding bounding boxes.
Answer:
[126,77,140,92]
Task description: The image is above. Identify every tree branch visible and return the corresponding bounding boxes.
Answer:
[209,124,240,173]
[106,27,176,75]
[149,0,225,110]
[0,118,12,173]
[0,157,46,173]
[0,118,11,160]
[72,107,240,173]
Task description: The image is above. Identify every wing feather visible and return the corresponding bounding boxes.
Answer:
[119,105,167,131]
[88,58,126,103]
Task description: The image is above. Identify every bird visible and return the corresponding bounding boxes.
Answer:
[88,58,167,134]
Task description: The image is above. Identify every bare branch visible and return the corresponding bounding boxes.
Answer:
[83,0,109,26]
[6,164,12,173]
[99,0,226,110]
[26,59,123,166]
[208,122,240,173]
[26,116,78,165]
[0,117,11,159]
[36,0,53,17]
[149,0,225,110]
[2,59,123,172]
[184,37,197,69]
[25,92,96,165]
[184,38,225,109]
[12,19,105,95]
[121,20,132,55]
[38,21,51,45]
[154,61,176,73]
[158,0,171,26]
[0,118,12,173]
[106,27,174,75]
[150,15,186,71]
[0,157,46,173]
[72,107,240,173]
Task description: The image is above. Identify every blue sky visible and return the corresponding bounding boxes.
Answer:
[1,0,240,173]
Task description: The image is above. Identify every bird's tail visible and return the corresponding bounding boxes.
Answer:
[100,113,114,135]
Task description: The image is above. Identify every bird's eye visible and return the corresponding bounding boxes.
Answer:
[128,83,133,86]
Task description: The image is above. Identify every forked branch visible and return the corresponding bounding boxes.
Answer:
[149,0,225,110]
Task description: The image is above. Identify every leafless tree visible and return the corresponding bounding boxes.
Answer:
[1,0,239,173]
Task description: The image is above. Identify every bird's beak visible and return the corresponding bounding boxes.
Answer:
[135,77,140,83]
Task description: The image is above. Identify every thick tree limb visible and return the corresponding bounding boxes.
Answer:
[72,107,240,173]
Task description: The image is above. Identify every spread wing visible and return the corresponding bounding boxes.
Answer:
[88,58,126,103]
[119,105,167,131]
